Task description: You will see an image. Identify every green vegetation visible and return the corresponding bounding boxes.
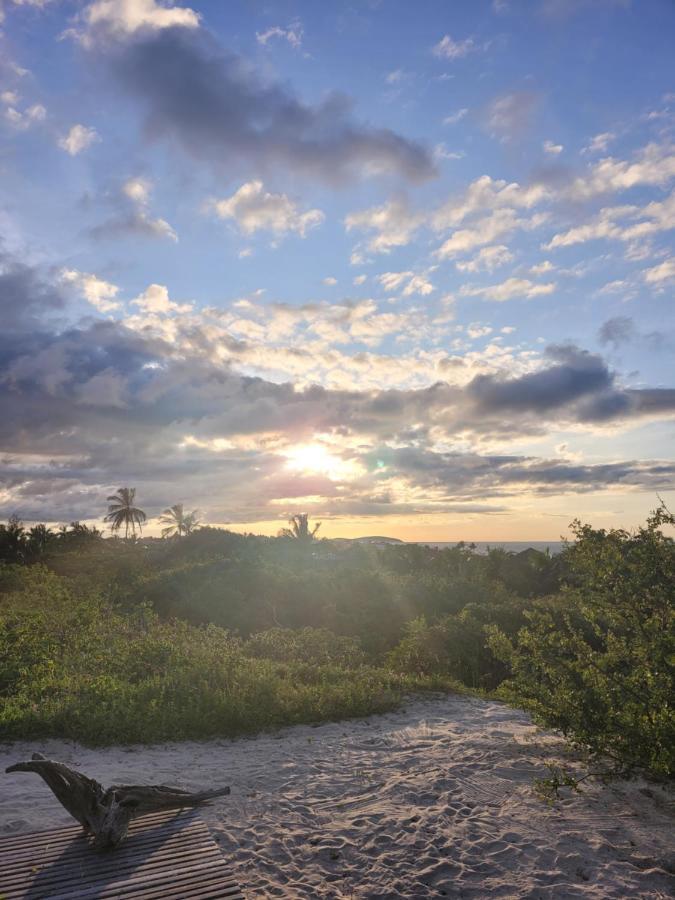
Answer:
[0,508,672,779]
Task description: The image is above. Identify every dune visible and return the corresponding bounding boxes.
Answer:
[1,695,673,898]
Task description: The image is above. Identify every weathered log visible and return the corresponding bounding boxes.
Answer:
[6,752,230,849]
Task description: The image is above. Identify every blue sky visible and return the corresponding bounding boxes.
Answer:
[1,0,674,539]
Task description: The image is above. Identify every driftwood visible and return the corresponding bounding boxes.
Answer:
[6,752,230,849]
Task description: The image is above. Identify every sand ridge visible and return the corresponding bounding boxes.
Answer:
[1,695,673,898]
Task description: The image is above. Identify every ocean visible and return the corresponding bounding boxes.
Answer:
[411,541,566,555]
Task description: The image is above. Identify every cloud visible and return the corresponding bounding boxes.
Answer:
[443,108,468,125]
[484,92,539,142]
[432,34,476,60]
[466,344,612,413]
[543,139,563,155]
[210,181,324,238]
[58,124,100,155]
[582,131,615,155]
[0,250,66,330]
[435,209,548,259]
[566,142,675,200]
[323,277,337,286]
[131,283,192,315]
[90,176,178,242]
[376,271,434,297]
[256,21,303,49]
[598,316,636,348]
[345,198,423,254]
[348,174,550,257]
[1,254,673,526]
[455,245,514,273]
[643,257,675,285]
[530,260,555,274]
[545,189,675,249]
[461,277,556,302]
[102,27,436,185]
[4,102,45,130]
[71,0,200,44]
[60,269,120,313]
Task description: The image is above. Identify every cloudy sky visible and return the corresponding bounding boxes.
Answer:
[1,0,674,540]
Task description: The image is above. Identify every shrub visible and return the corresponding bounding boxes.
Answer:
[489,507,675,778]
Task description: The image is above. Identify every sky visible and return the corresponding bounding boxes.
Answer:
[0,0,674,541]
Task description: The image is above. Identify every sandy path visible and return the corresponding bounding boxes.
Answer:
[1,695,673,898]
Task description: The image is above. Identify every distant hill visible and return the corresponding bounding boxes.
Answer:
[350,535,405,545]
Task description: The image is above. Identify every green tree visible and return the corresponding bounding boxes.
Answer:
[489,506,675,778]
[104,488,147,540]
[159,503,200,538]
[279,513,321,542]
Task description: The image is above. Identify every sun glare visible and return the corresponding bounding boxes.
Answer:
[283,443,361,481]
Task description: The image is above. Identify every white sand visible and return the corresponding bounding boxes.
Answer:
[1,695,673,899]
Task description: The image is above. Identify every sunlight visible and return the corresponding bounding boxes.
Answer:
[283,443,361,481]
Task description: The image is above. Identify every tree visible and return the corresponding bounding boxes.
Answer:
[489,506,675,778]
[159,503,200,538]
[279,513,321,542]
[104,488,147,539]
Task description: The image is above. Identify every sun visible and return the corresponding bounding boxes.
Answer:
[284,443,343,477]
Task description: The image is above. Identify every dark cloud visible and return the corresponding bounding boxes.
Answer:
[0,249,66,331]
[598,316,636,348]
[466,344,612,413]
[105,28,436,185]
[1,256,674,524]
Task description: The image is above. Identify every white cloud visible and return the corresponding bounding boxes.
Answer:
[643,258,675,285]
[4,102,45,130]
[345,198,423,254]
[256,21,303,49]
[431,175,548,231]
[461,277,556,302]
[212,181,324,238]
[455,244,514,273]
[432,34,475,60]
[543,139,563,155]
[436,209,548,259]
[545,190,675,250]
[467,323,493,339]
[60,269,120,313]
[530,259,555,275]
[1,91,19,105]
[122,176,151,205]
[434,143,465,162]
[323,277,337,286]
[582,131,615,155]
[443,108,468,125]
[132,283,192,315]
[377,271,434,296]
[75,0,199,42]
[353,275,367,286]
[567,142,675,200]
[98,176,179,242]
[58,124,100,156]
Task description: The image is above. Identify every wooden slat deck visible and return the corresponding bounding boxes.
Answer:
[0,809,244,899]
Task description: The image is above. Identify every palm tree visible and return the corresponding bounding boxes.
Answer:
[104,487,147,539]
[279,513,321,542]
[159,503,200,538]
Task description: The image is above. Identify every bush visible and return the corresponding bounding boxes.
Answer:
[0,569,403,744]
[489,507,675,778]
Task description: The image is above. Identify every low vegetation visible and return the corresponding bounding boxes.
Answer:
[0,507,672,780]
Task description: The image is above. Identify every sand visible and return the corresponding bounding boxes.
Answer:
[1,695,673,899]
